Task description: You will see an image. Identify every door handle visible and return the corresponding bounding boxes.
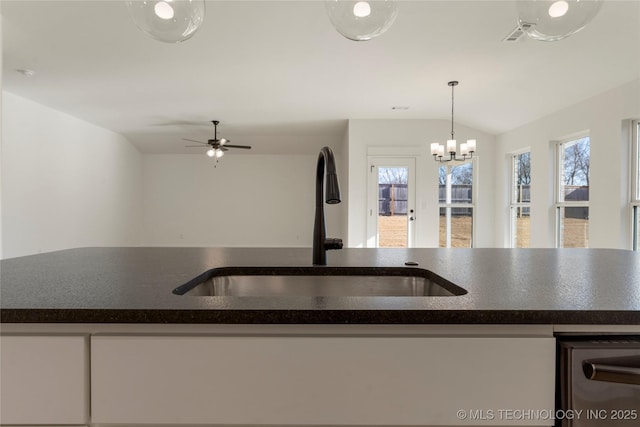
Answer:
[583,355,640,385]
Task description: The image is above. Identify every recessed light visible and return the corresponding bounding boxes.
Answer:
[16,69,36,77]
[391,106,409,110]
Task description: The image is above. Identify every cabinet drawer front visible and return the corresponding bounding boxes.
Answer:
[0,335,88,425]
[92,336,554,426]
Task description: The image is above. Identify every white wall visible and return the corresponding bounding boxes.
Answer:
[347,119,497,248]
[142,153,345,247]
[495,79,640,249]
[1,92,143,259]
[0,13,3,259]
[338,123,350,245]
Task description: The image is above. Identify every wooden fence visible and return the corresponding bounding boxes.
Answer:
[378,184,408,216]
[379,184,588,219]
[438,184,472,216]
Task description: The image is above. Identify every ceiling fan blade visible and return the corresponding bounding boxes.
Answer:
[185,145,207,148]
[224,144,252,149]
[182,138,208,145]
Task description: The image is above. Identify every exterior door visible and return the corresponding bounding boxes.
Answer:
[367,158,416,248]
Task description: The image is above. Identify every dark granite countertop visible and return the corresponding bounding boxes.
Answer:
[1,247,639,324]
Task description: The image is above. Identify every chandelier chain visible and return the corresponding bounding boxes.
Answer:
[448,80,458,141]
[451,83,455,140]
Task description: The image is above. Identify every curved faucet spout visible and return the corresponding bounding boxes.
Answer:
[313,147,343,265]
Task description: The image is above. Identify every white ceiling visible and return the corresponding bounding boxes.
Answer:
[2,0,639,155]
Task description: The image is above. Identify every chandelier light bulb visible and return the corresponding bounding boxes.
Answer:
[206,148,215,157]
[466,139,476,152]
[215,150,225,158]
[446,139,457,154]
[154,1,175,20]
[548,0,569,18]
[353,2,372,18]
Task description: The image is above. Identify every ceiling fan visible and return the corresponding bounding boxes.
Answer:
[183,120,251,159]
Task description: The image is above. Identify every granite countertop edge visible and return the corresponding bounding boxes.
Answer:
[2,309,640,325]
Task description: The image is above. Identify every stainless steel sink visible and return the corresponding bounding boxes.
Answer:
[172,267,466,297]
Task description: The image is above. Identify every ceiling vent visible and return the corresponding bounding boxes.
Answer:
[503,23,533,42]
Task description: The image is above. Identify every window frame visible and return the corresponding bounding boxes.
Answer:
[438,158,477,248]
[509,150,531,248]
[632,121,640,250]
[555,135,590,248]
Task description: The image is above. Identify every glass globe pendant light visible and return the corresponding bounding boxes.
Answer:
[324,0,399,41]
[516,0,603,42]
[125,0,206,43]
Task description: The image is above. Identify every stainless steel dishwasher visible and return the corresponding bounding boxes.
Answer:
[557,336,640,427]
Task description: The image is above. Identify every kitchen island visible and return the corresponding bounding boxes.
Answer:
[1,247,640,324]
[1,247,639,426]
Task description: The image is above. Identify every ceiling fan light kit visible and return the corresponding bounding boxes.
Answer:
[125,0,206,43]
[516,0,603,42]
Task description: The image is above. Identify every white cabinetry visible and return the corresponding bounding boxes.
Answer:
[92,335,555,426]
[0,335,88,425]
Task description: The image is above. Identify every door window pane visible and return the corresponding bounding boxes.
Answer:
[378,167,408,248]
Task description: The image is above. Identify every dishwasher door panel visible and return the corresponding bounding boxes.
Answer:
[559,339,640,427]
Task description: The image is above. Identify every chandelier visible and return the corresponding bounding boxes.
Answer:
[430,81,476,163]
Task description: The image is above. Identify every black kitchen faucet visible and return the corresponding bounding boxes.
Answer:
[313,146,343,265]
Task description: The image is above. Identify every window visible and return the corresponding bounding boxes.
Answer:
[510,151,531,248]
[632,121,640,250]
[556,136,590,248]
[439,161,474,247]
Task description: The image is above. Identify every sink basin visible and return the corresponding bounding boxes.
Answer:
[172,267,467,297]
